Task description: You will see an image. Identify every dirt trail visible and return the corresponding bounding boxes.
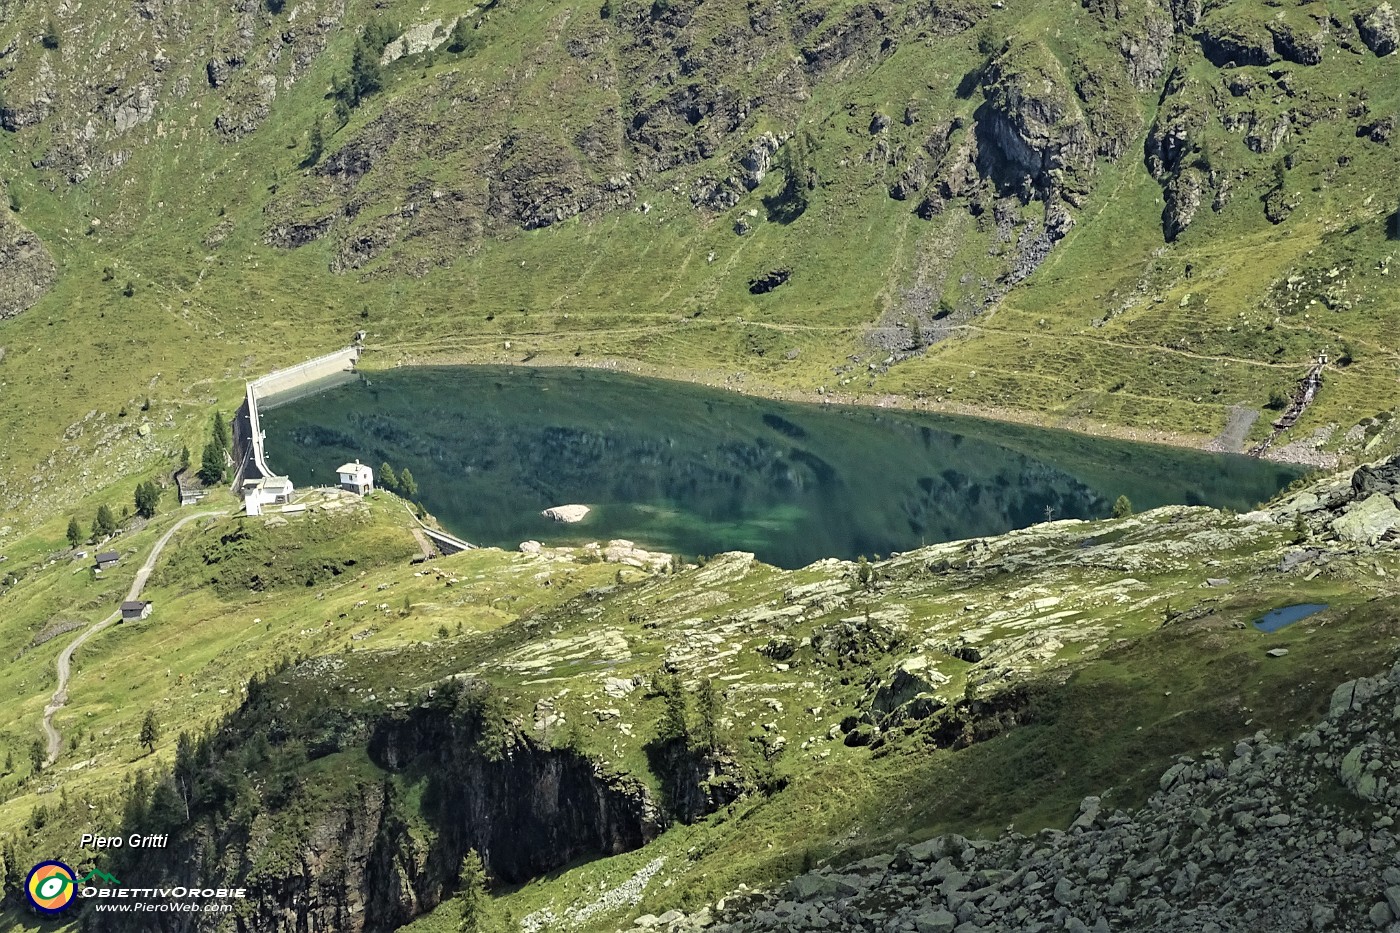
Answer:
[41,510,221,764]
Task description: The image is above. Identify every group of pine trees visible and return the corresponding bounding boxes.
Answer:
[199,411,232,486]
[377,461,418,498]
[64,482,161,549]
[306,17,480,167]
[61,414,232,549]
[652,672,723,753]
[457,849,496,932]
[67,503,118,548]
[330,20,397,119]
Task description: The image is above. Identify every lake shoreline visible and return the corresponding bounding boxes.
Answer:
[358,347,1336,471]
[263,364,1304,568]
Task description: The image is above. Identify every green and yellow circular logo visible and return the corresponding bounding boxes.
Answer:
[25,861,77,914]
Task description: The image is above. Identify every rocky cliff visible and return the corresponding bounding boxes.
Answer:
[0,209,55,320]
[101,677,668,933]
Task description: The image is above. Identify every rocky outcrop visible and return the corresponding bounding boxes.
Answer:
[264,215,335,249]
[1161,166,1204,241]
[1332,493,1400,544]
[1357,4,1400,56]
[646,739,753,825]
[104,679,666,933]
[738,133,783,191]
[711,660,1400,932]
[380,19,456,66]
[1196,8,1326,67]
[1120,12,1174,90]
[1144,80,1216,240]
[976,41,1093,198]
[367,696,663,887]
[1195,13,1279,67]
[0,211,57,320]
[1267,18,1325,66]
[868,656,949,726]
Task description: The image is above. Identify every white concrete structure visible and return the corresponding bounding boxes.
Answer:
[242,476,295,515]
[337,460,375,495]
[234,347,362,510]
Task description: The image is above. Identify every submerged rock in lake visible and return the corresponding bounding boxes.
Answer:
[543,504,591,523]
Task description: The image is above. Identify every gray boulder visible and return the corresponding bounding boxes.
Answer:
[1331,494,1400,543]
[912,908,958,933]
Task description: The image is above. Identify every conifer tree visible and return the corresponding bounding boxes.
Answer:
[694,678,721,752]
[135,481,161,519]
[380,462,399,491]
[457,849,494,932]
[302,118,325,168]
[446,17,477,55]
[93,504,118,539]
[66,517,83,548]
[140,710,161,755]
[655,673,689,744]
[200,443,226,485]
[212,411,232,454]
[399,468,418,498]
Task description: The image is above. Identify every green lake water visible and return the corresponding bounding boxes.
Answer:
[260,366,1303,568]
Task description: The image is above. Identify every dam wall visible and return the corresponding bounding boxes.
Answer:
[252,346,362,409]
[235,347,361,487]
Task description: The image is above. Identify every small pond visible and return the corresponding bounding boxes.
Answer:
[1253,603,1329,633]
[260,366,1304,569]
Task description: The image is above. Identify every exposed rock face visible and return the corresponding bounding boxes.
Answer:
[1120,11,1173,90]
[976,41,1093,198]
[105,681,666,933]
[738,133,783,190]
[1267,19,1325,66]
[0,212,58,320]
[1195,13,1279,67]
[647,740,752,825]
[366,699,663,885]
[1162,166,1204,242]
[1357,3,1400,56]
[1332,492,1400,543]
[380,19,456,65]
[869,656,949,726]
[1144,76,1216,240]
[711,660,1400,933]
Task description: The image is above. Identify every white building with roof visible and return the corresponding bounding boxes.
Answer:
[242,475,295,515]
[337,460,375,496]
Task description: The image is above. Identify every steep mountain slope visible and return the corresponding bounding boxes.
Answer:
[1,456,1398,931]
[0,0,1399,536]
[711,659,1400,932]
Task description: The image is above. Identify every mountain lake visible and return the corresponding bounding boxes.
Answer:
[259,366,1305,569]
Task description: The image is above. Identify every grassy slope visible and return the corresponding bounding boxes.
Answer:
[0,0,1397,543]
[0,1,1398,923]
[2,470,1397,930]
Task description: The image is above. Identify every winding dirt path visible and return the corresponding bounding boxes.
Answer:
[41,510,221,764]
